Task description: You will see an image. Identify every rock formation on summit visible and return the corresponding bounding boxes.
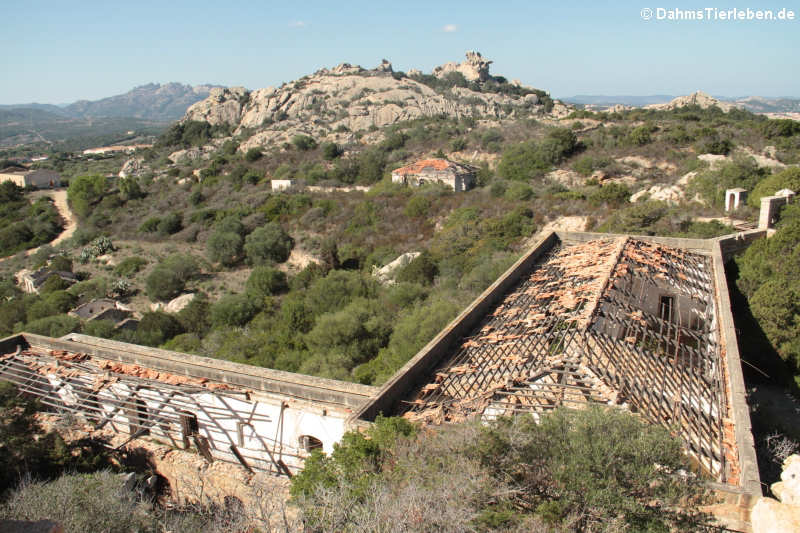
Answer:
[432,51,493,82]
[182,52,563,153]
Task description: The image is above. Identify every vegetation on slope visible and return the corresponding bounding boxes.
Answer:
[0,182,63,258]
[291,409,710,532]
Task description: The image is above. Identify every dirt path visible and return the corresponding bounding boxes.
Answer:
[47,189,77,247]
[0,189,77,263]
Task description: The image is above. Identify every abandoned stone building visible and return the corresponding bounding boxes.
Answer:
[391,159,477,191]
[0,228,771,530]
[0,166,62,189]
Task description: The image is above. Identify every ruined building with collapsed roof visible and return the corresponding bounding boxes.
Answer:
[0,227,775,530]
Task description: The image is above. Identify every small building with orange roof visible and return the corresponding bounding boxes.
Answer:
[391,158,476,192]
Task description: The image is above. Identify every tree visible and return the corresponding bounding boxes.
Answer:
[118,177,144,201]
[67,175,106,218]
[244,223,293,265]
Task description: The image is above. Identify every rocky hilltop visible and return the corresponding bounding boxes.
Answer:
[183,52,568,152]
[644,90,739,112]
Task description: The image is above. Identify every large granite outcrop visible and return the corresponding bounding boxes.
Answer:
[752,454,800,533]
[181,52,564,153]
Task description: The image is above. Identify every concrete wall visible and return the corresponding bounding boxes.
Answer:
[0,173,27,187]
[759,195,792,229]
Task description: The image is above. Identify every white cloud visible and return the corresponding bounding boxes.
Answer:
[442,24,457,33]
[289,21,307,28]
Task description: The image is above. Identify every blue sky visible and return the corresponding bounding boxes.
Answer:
[2,0,798,104]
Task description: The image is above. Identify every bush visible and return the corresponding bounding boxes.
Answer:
[113,256,148,277]
[588,183,630,207]
[157,212,183,235]
[145,254,199,301]
[396,251,438,286]
[0,471,151,533]
[748,167,800,208]
[206,231,244,266]
[246,266,288,299]
[497,128,577,181]
[244,147,263,162]
[67,174,106,218]
[292,135,317,151]
[244,223,293,265]
[321,142,342,160]
[210,293,260,327]
[403,195,431,218]
[136,311,184,346]
[24,314,81,337]
[291,408,708,532]
[503,181,534,201]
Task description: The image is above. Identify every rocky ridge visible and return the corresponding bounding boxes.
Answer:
[644,91,739,112]
[182,52,563,152]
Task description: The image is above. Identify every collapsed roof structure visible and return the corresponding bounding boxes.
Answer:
[352,231,760,494]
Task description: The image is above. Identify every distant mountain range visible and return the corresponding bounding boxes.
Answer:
[0,83,220,149]
[1,82,220,122]
[562,94,800,113]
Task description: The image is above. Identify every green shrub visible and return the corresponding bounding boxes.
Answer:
[322,142,342,160]
[244,147,263,162]
[135,311,184,346]
[396,251,438,286]
[145,254,199,301]
[206,231,244,266]
[113,257,148,277]
[292,135,317,151]
[291,408,708,532]
[403,195,431,218]
[588,183,630,207]
[498,128,577,181]
[210,293,260,327]
[748,167,800,208]
[67,174,106,218]
[244,223,293,265]
[24,314,81,337]
[503,181,534,201]
[246,266,288,299]
[157,212,182,235]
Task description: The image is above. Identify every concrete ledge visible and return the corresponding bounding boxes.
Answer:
[349,231,561,424]
[710,241,762,498]
[0,333,377,410]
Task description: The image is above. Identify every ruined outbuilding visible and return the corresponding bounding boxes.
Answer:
[391,159,476,192]
[0,333,376,475]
